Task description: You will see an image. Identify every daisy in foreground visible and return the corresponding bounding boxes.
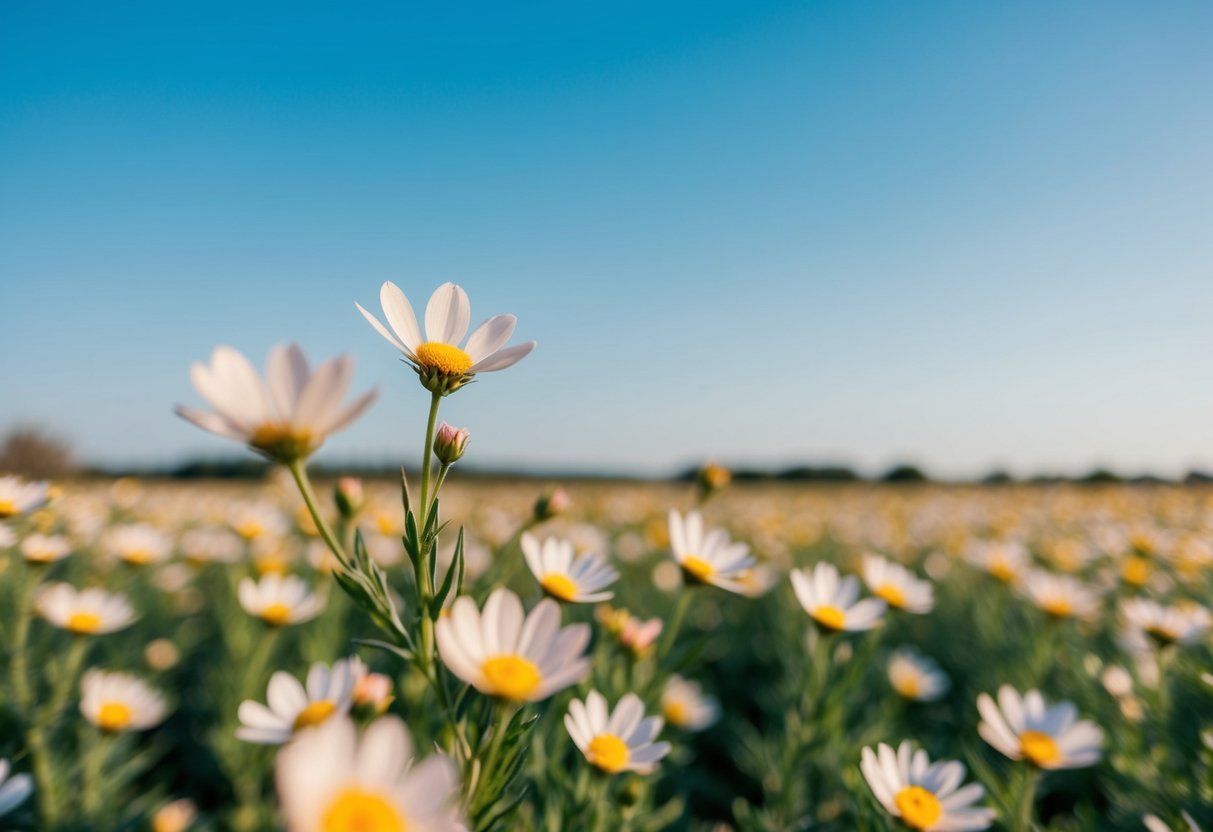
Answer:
[1120,598,1211,648]
[661,674,720,731]
[357,281,535,395]
[888,647,950,702]
[860,741,994,831]
[81,670,169,732]
[35,583,136,635]
[1020,569,1101,621]
[176,343,377,463]
[276,715,463,832]
[0,759,33,819]
[237,658,356,744]
[238,574,326,627]
[523,533,618,603]
[791,562,886,633]
[436,588,590,702]
[565,691,671,775]
[667,509,755,593]
[977,685,1103,769]
[862,554,935,614]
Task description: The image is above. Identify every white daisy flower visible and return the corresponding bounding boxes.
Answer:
[860,740,994,831]
[435,588,590,703]
[35,583,136,635]
[19,533,72,564]
[80,669,168,732]
[356,281,536,395]
[238,574,326,627]
[1021,569,1101,621]
[888,647,950,702]
[276,715,463,832]
[237,658,357,744]
[176,343,377,463]
[667,509,755,593]
[966,540,1029,584]
[977,685,1103,769]
[0,759,33,818]
[0,475,50,519]
[564,690,671,775]
[230,502,290,541]
[790,562,886,633]
[180,527,243,565]
[660,674,720,731]
[522,533,618,603]
[862,555,935,614]
[1121,598,1211,648]
[105,523,173,566]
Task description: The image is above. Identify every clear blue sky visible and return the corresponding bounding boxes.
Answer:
[3,1,1212,477]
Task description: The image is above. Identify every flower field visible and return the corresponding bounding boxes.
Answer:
[1,282,1211,831]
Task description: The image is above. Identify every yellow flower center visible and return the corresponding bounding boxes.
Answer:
[260,602,293,626]
[124,549,155,565]
[663,700,689,726]
[892,672,921,699]
[812,605,846,631]
[0,499,17,517]
[1041,597,1072,618]
[236,521,264,540]
[293,700,338,730]
[680,555,715,583]
[414,342,473,376]
[67,611,103,634]
[97,701,133,732]
[481,655,542,701]
[893,785,942,830]
[1145,624,1178,645]
[322,788,407,832]
[874,583,906,608]
[1121,557,1148,586]
[256,556,289,576]
[989,560,1016,582]
[540,573,579,602]
[249,423,315,461]
[1019,730,1061,766]
[587,733,629,774]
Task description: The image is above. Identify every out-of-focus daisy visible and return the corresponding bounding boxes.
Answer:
[966,540,1029,584]
[791,562,886,633]
[1143,811,1201,832]
[19,533,71,564]
[230,503,290,542]
[0,525,14,549]
[619,615,663,656]
[1121,598,1211,648]
[667,509,755,593]
[860,740,994,831]
[736,564,779,598]
[0,759,33,818]
[522,533,618,603]
[888,647,950,702]
[661,675,720,731]
[176,343,377,463]
[105,523,173,566]
[862,555,935,614]
[35,583,136,635]
[276,715,463,832]
[977,685,1103,769]
[238,574,325,627]
[565,690,671,775]
[0,475,50,518]
[435,588,590,703]
[1021,570,1101,621]
[80,669,168,732]
[151,799,197,832]
[357,281,536,395]
[180,527,242,566]
[237,658,356,744]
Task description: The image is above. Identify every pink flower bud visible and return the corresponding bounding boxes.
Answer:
[334,477,364,518]
[533,487,571,522]
[433,422,470,465]
[353,672,395,715]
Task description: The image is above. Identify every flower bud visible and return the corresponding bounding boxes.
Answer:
[433,422,470,465]
[697,461,731,497]
[334,477,364,519]
[352,671,395,716]
[533,487,570,523]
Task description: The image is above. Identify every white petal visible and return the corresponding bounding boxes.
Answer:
[424,282,471,345]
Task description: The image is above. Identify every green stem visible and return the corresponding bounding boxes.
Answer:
[656,589,694,662]
[417,390,443,530]
[1014,767,1041,832]
[39,636,88,724]
[80,727,107,820]
[10,563,37,716]
[287,459,348,565]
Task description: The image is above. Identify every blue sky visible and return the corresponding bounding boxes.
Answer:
[3,1,1212,477]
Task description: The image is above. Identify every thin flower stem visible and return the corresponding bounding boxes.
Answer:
[1014,766,1041,832]
[656,588,694,661]
[287,459,348,564]
[417,390,443,530]
[10,563,37,716]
